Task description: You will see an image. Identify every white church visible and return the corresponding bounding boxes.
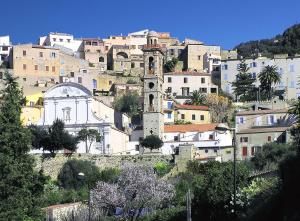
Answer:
[36,82,132,154]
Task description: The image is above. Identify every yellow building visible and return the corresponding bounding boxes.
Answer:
[175,104,211,124]
[21,92,44,125]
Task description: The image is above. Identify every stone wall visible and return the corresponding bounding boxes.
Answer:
[34,154,173,180]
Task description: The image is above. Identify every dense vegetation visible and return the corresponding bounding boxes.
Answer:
[235,24,300,58]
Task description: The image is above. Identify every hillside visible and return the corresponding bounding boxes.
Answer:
[234,24,300,58]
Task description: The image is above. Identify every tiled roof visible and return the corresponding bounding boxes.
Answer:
[175,104,209,111]
[164,123,218,133]
[164,71,210,76]
[236,108,289,116]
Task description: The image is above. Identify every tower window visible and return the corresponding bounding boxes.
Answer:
[149,94,154,111]
[99,57,104,62]
[168,77,172,83]
[148,82,154,89]
[149,57,154,73]
[184,77,188,83]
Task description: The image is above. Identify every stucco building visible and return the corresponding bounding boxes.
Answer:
[0,36,12,65]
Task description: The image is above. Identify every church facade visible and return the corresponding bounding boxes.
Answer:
[37,82,130,154]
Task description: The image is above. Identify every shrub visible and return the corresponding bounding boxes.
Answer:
[153,162,173,177]
[140,206,186,221]
[98,168,120,183]
[58,159,101,190]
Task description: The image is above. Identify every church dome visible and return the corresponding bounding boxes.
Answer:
[148,30,159,37]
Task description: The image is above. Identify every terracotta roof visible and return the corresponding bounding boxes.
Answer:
[164,123,218,133]
[175,104,209,111]
[164,71,210,76]
[236,108,289,116]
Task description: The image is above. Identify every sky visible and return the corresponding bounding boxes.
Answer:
[1,0,300,49]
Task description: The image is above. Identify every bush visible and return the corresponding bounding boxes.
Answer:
[140,206,186,221]
[153,162,174,177]
[98,167,120,183]
[58,159,101,190]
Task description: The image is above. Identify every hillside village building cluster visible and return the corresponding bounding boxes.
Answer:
[0,29,297,161]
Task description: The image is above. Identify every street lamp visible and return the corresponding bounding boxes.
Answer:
[78,172,91,221]
[215,123,237,219]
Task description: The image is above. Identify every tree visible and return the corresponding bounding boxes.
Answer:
[258,65,281,100]
[30,119,78,156]
[58,159,101,190]
[77,128,102,153]
[187,90,206,105]
[113,92,140,117]
[140,135,163,152]
[203,94,232,123]
[0,71,47,220]
[164,58,178,73]
[231,60,256,101]
[90,163,174,219]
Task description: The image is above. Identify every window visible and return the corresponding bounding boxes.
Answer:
[240,137,248,142]
[93,79,97,89]
[224,73,228,80]
[23,64,26,70]
[167,101,172,109]
[192,114,196,120]
[174,136,179,141]
[70,72,74,77]
[268,136,272,142]
[63,108,71,122]
[167,112,172,119]
[242,146,248,156]
[99,57,104,62]
[59,38,63,42]
[198,55,201,60]
[52,66,55,72]
[53,38,56,42]
[268,115,275,125]
[2,46,8,51]
[23,77,26,81]
[200,115,204,121]
[78,77,82,83]
[105,46,109,50]
[82,69,87,73]
[46,66,49,71]
[252,62,257,67]
[39,52,43,57]
[131,62,135,68]
[34,65,38,70]
[205,149,209,153]
[214,149,218,153]
[200,88,207,93]
[238,117,244,124]
[184,77,188,83]
[23,50,26,56]
[140,63,144,68]
[67,39,71,43]
[223,64,228,70]
[290,64,295,72]
[252,72,256,79]
[209,134,214,140]
[201,78,205,83]
[167,87,172,93]
[182,87,190,96]
[168,77,172,83]
[170,49,174,55]
[29,101,34,107]
[51,52,56,58]
[181,114,185,119]
[109,80,112,85]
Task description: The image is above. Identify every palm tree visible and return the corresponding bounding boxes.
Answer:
[258,65,281,100]
[188,90,206,105]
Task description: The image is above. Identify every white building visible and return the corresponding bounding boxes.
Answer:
[39,32,82,54]
[162,124,233,161]
[127,29,148,55]
[0,36,12,63]
[221,55,300,99]
[37,82,131,154]
[163,71,218,103]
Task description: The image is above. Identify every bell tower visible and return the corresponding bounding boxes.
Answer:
[142,31,164,139]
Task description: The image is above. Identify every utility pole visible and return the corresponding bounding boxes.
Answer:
[186,189,192,221]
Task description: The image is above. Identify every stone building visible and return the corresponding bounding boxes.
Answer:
[221,55,300,99]
[142,31,165,139]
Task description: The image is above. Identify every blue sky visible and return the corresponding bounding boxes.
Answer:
[1,0,300,49]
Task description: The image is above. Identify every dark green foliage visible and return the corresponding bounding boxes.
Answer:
[258,65,281,100]
[98,167,120,183]
[113,92,140,117]
[251,143,295,171]
[58,159,101,190]
[177,161,250,221]
[164,58,178,73]
[0,71,47,220]
[126,79,137,84]
[140,135,163,151]
[140,206,186,221]
[187,90,206,105]
[235,24,300,58]
[231,60,256,101]
[30,119,78,155]
[174,119,192,125]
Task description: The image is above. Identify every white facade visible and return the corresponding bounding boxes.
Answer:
[0,36,12,62]
[37,82,129,154]
[221,56,300,99]
[128,29,148,55]
[39,32,82,53]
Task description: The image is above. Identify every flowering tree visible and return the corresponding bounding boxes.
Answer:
[90,163,174,220]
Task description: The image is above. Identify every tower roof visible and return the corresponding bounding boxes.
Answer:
[148,30,159,37]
